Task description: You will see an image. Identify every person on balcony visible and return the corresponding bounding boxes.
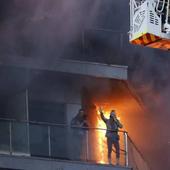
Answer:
[99,107,123,165]
[70,108,89,160]
[71,108,88,128]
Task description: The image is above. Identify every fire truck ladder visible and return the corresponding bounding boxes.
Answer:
[156,0,170,32]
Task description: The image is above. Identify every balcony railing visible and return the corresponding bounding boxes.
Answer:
[0,118,150,169]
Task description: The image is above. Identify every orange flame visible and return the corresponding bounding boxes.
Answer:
[94,104,123,164]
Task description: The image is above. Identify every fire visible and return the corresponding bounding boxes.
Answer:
[96,109,108,163]
[94,104,122,164]
[86,83,146,165]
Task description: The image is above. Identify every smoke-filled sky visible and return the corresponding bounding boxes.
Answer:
[0,0,170,169]
[0,0,102,60]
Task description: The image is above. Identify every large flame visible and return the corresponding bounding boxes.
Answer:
[85,81,146,165]
[94,104,123,164]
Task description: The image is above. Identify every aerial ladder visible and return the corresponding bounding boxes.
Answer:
[129,0,170,50]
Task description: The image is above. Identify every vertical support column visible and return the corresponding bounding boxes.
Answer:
[86,130,89,161]
[26,89,30,156]
[124,131,129,167]
[165,0,170,24]
[9,121,12,155]
[130,0,132,32]
[120,33,124,49]
[82,30,85,56]
[48,126,51,157]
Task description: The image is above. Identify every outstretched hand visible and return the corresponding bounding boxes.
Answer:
[99,107,103,113]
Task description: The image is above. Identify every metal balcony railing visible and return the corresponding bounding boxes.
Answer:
[0,118,150,169]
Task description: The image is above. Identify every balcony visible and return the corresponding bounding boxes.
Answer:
[0,119,150,170]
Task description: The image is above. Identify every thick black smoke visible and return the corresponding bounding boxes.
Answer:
[0,0,170,169]
[0,0,102,62]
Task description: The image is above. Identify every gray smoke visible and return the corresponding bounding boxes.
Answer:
[0,0,170,170]
[0,0,102,62]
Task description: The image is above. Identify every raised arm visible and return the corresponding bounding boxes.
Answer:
[99,107,107,123]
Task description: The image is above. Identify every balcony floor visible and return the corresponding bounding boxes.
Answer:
[0,154,132,170]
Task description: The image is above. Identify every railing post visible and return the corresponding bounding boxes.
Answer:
[86,129,89,161]
[124,131,129,167]
[9,121,12,155]
[26,89,30,156]
[48,126,51,157]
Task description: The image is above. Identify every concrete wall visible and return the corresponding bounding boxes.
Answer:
[5,91,28,121]
[66,104,81,124]
[28,76,82,124]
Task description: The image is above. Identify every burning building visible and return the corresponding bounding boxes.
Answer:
[0,58,150,170]
[0,0,168,170]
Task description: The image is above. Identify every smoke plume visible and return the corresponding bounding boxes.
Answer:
[0,0,170,169]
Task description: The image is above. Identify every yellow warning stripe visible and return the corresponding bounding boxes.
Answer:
[135,39,142,45]
[143,34,150,44]
[131,33,160,46]
[150,34,156,41]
